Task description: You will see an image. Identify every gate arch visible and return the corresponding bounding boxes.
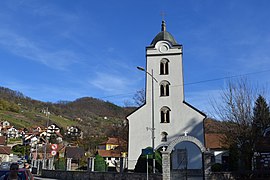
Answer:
[166,135,206,153]
[161,135,208,180]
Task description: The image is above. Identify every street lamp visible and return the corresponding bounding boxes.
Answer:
[137,66,158,173]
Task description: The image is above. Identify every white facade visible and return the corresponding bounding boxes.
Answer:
[127,21,206,170]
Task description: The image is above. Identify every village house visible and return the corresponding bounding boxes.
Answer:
[97,137,128,171]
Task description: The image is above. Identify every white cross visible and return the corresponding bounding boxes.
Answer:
[184,130,188,136]
[162,146,166,151]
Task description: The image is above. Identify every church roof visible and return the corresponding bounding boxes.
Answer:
[150,20,179,46]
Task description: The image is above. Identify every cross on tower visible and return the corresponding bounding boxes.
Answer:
[160,11,166,21]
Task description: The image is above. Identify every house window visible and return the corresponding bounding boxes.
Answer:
[161,132,168,142]
[160,58,169,75]
[160,106,171,123]
[160,81,170,96]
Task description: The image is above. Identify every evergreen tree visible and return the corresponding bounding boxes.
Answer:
[94,154,107,172]
[252,95,270,136]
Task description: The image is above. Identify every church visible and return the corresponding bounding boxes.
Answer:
[127,21,206,174]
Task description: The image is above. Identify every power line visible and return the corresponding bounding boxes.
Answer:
[98,69,270,100]
[184,69,270,86]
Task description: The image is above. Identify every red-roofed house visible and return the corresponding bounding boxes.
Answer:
[97,137,127,171]
[205,133,229,170]
[0,146,11,162]
[0,136,6,146]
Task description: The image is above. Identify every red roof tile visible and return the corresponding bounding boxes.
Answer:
[0,146,11,154]
[205,133,228,149]
[0,136,6,145]
[98,150,122,158]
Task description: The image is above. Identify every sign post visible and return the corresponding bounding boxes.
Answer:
[142,148,153,180]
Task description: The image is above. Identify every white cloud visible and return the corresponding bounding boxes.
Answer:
[90,72,134,93]
[0,30,80,70]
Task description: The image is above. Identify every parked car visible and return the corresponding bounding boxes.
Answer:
[0,168,34,180]
[0,162,10,170]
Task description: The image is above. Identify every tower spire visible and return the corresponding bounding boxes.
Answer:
[161,20,166,32]
[160,11,166,32]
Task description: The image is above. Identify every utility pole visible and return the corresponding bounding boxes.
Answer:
[137,66,158,173]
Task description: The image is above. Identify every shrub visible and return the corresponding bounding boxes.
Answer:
[211,163,222,172]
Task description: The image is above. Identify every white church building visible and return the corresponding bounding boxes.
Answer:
[127,21,206,173]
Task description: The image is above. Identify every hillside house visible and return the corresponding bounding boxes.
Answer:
[6,126,19,138]
[66,126,82,140]
[1,121,10,128]
[65,146,85,170]
[97,137,127,171]
[0,146,11,162]
[0,136,6,146]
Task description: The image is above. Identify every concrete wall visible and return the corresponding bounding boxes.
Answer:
[41,170,162,180]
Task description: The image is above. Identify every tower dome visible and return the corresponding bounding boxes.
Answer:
[150,21,178,46]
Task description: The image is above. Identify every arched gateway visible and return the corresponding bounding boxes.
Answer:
[160,135,210,180]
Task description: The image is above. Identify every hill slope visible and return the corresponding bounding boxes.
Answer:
[0,86,134,138]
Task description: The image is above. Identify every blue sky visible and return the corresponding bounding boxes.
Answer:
[0,0,270,115]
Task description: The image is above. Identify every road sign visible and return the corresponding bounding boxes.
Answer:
[51,150,57,156]
[142,148,153,155]
[51,144,58,150]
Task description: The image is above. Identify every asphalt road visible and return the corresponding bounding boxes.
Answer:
[34,176,59,180]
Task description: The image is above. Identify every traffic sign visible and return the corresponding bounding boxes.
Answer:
[51,144,58,150]
[51,150,57,156]
[142,148,153,155]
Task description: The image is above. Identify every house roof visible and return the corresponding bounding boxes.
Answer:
[55,131,63,138]
[65,146,85,159]
[98,149,122,158]
[99,137,127,151]
[100,137,124,145]
[36,143,65,153]
[0,146,11,155]
[205,133,228,149]
[0,136,6,145]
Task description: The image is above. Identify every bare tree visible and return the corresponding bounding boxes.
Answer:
[133,88,145,106]
[212,78,256,170]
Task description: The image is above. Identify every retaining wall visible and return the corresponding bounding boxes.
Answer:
[41,170,162,180]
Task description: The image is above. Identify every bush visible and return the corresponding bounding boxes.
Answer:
[94,154,107,172]
[134,147,162,173]
[211,163,222,172]
[55,157,65,170]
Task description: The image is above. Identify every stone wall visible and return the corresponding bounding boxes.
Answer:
[41,170,162,180]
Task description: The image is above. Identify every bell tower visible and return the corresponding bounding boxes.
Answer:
[127,21,205,171]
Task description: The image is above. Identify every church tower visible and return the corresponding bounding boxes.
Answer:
[127,21,206,170]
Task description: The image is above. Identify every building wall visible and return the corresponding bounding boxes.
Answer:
[128,40,205,170]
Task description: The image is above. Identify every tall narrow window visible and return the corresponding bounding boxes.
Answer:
[160,59,169,75]
[161,132,168,142]
[160,106,171,123]
[160,81,170,96]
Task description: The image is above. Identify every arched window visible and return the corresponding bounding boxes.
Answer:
[160,58,169,75]
[160,106,171,123]
[161,132,168,142]
[160,81,170,96]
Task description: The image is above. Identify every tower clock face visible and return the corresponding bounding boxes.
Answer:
[158,43,169,53]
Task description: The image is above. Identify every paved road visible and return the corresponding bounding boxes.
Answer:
[34,176,59,180]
